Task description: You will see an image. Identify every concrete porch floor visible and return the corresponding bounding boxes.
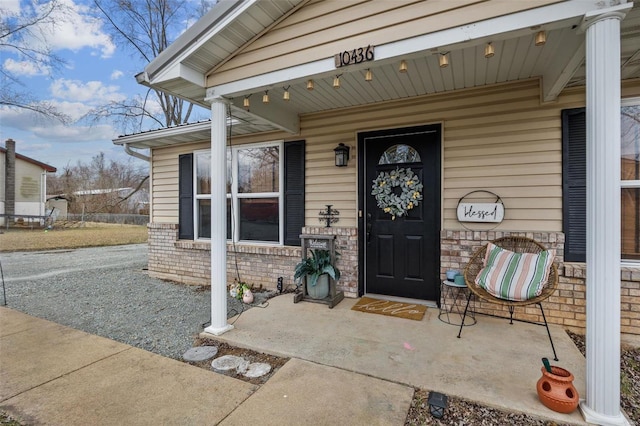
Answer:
[207,293,589,425]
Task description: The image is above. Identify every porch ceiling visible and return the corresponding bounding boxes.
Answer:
[134,1,640,144]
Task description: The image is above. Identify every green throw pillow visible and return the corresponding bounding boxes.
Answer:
[475,242,555,301]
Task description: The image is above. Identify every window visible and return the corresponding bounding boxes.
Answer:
[622,100,640,261]
[179,140,305,246]
[378,144,421,164]
[563,100,640,263]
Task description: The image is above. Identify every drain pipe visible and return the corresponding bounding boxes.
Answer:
[123,143,150,162]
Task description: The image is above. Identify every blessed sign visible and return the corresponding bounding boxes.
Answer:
[457,203,504,223]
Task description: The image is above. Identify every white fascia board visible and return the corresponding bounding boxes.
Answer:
[210,0,625,97]
[112,121,212,145]
[151,63,205,88]
[145,0,255,81]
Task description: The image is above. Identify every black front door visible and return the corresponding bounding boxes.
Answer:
[360,125,441,301]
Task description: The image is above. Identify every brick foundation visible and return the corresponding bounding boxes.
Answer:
[440,230,640,335]
[148,224,640,334]
[147,223,359,296]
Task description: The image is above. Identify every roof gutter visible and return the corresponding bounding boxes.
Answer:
[124,143,150,162]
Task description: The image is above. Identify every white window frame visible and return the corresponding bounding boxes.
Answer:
[621,97,640,266]
[193,141,284,245]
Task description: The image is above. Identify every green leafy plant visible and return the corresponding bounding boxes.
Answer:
[294,249,341,287]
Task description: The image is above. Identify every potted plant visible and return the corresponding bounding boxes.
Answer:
[294,249,341,300]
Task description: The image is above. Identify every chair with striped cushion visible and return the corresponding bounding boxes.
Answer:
[457,236,559,360]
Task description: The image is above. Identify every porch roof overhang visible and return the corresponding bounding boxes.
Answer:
[132,0,640,144]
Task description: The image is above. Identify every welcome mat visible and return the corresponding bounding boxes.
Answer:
[351,297,427,321]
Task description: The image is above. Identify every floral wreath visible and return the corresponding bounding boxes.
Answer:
[371,167,423,220]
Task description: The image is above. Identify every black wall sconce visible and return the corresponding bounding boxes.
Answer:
[334,143,350,167]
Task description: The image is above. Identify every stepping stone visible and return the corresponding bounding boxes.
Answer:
[182,346,218,362]
[243,363,272,378]
[211,355,245,372]
[236,358,250,374]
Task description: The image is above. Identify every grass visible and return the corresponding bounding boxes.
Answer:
[0,222,148,252]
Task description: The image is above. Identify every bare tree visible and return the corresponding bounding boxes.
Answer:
[49,153,149,215]
[0,0,71,123]
[88,0,214,133]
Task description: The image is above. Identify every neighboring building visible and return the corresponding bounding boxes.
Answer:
[1,139,56,226]
[115,2,640,423]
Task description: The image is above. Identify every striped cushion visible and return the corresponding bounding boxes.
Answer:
[475,243,555,301]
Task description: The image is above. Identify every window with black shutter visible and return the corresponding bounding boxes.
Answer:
[562,108,587,262]
[178,153,194,240]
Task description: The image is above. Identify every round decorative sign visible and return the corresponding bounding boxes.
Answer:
[371,167,423,220]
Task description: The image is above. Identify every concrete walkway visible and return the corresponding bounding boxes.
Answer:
[0,306,412,425]
[209,294,590,425]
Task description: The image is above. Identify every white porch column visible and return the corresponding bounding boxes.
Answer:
[580,4,631,426]
[204,97,233,336]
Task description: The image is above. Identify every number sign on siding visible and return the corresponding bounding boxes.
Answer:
[456,203,505,223]
[335,45,374,68]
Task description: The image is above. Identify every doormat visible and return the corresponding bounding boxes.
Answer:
[351,296,427,321]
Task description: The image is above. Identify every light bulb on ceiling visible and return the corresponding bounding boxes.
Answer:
[243,95,250,109]
[399,59,408,73]
[306,79,314,90]
[535,30,547,46]
[333,75,341,89]
[262,90,269,104]
[283,86,290,101]
[365,69,373,82]
[484,42,495,58]
[439,53,449,68]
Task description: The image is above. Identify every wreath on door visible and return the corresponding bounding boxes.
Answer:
[371,167,423,220]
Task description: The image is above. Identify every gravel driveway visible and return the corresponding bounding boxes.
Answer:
[0,244,267,359]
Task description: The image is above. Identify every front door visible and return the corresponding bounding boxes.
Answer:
[361,125,441,301]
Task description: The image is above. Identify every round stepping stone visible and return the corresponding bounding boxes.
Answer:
[243,363,272,378]
[211,355,244,372]
[182,346,218,362]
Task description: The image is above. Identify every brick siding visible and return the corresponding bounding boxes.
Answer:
[148,224,640,334]
[440,230,640,335]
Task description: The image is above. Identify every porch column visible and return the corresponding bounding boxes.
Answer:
[204,97,233,336]
[580,4,631,426]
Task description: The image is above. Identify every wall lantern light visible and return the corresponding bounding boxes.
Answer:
[428,391,448,419]
[535,30,547,46]
[334,143,350,167]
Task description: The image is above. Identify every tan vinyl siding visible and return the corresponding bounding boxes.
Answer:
[150,78,640,233]
[207,0,561,86]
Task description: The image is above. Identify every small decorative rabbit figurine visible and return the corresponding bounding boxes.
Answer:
[242,289,254,304]
[229,284,239,298]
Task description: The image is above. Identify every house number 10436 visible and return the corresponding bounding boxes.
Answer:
[335,45,374,68]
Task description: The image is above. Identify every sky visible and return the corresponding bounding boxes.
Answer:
[0,0,209,173]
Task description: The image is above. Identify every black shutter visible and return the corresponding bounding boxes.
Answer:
[284,140,305,246]
[562,108,586,262]
[178,153,194,240]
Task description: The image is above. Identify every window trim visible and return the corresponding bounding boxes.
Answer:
[193,140,285,245]
[621,97,640,266]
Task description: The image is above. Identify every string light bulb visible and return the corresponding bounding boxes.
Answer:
[399,60,408,73]
[262,90,269,104]
[535,30,547,46]
[243,95,250,109]
[283,86,290,101]
[439,53,449,68]
[365,69,372,82]
[484,42,495,58]
[306,79,314,90]
[333,74,341,89]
